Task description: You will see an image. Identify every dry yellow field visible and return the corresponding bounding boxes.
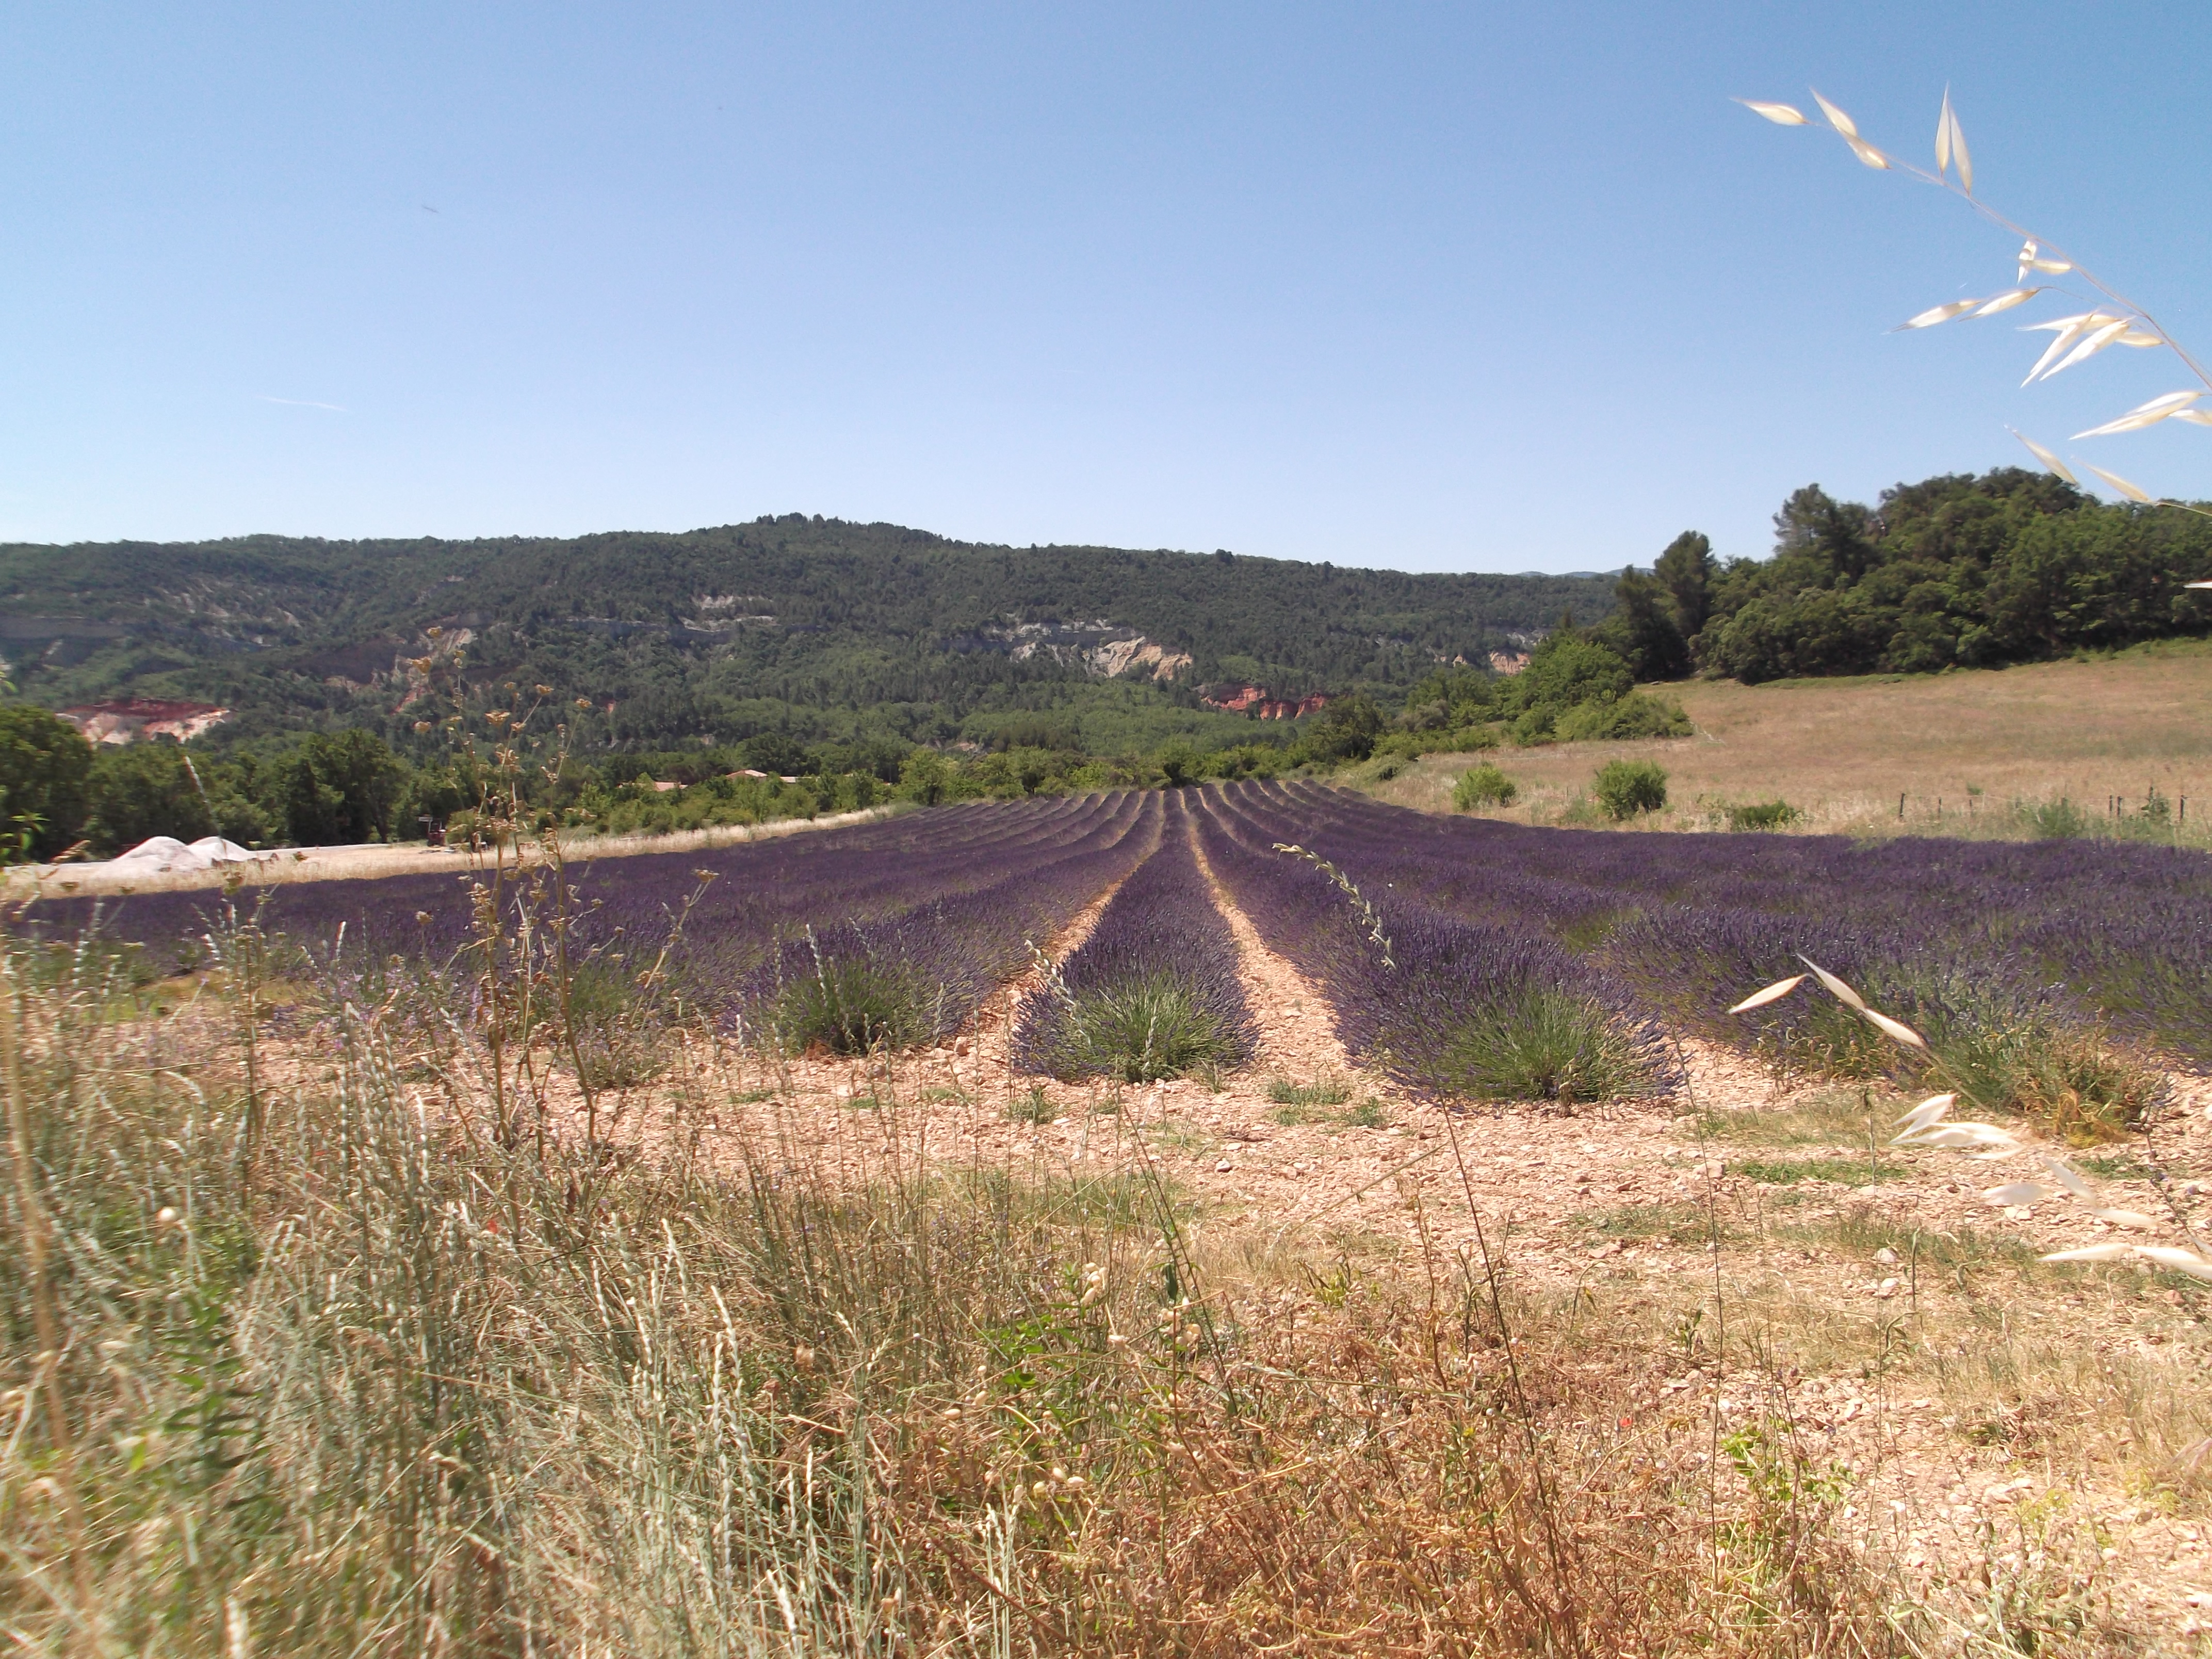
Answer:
[1367,639,2212,841]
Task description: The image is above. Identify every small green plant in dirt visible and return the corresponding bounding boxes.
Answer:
[1452,763,1518,811]
[1593,759,1667,820]
[1434,990,1655,1106]
[1267,1073,1353,1110]
[1340,1098,1391,1129]
[1575,1202,1721,1245]
[1009,1084,1057,1123]
[1038,972,1245,1083]
[1735,1157,1885,1187]
[772,949,933,1055]
[1726,799,1800,832]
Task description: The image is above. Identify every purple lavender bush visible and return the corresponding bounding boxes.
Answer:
[1012,795,1257,1082]
[1217,779,2183,1126]
[750,793,1165,1052]
[1194,788,1674,1107]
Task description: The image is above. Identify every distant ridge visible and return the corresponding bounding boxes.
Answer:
[0,515,1617,752]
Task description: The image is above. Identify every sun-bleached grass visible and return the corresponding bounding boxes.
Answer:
[1367,643,2212,843]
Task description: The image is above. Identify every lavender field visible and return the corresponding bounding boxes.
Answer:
[26,780,2210,1110]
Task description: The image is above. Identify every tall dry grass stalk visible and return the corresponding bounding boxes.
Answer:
[1741,88,2211,523]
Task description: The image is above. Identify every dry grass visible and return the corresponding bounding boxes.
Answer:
[1368,641,2212,842]
[0,946,1941,1658]
[7,855,2210,1651]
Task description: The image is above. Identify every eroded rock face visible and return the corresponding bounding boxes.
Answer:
[1199,683,1331,720]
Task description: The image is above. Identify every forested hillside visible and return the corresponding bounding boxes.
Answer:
[0,516,1609,755]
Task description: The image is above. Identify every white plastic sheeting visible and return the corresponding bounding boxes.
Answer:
[111,835,256,871]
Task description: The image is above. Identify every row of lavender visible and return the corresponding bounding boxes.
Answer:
[23,793,1164,1043]
[1214,778,2212,1076]
[1011,795,1258,1081]
[745,794,1165,1047]
[1193,789,1677,1102]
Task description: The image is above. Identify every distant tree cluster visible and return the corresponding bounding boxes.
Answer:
[0,710,438,858]
[1608,469,2212,685]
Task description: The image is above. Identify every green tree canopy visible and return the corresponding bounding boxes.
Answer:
[0,705,93,858]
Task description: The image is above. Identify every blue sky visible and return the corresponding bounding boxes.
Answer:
[4,2,2206,572]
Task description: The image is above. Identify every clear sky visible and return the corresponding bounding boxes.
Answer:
[4,2,2207,572]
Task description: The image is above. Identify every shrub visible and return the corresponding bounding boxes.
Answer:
[1507,708,1556,747]
[1452,763,1519,811]
[1593,759,1667,819]
[1930,1019,2164,1145]
[2021,796,2092,839]
[1034,972,1246,1083]
[771,952,933,1054]
[0,704,92,857]
[1552,691,1695,743]
[1727,800,1800,832]
[1433,989,1656,1106]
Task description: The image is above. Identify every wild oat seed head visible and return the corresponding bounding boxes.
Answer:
[2084,1206,2157,1230]
[2010,430,2078,484]
[1896,299,1985,331]
[2133,1246,2212,1280]
[1727,973,1807,1014]
[2040,1243,2134,1264]
[1857,1005,1927,1049]
[2085,464,2154,504]
[1794,954,1865,1010]
[1736,98,1808,125]
[1893,1093,1956,1133]
[1810,90,1859,139]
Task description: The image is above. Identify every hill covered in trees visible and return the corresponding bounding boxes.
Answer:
[0,516,1611,757]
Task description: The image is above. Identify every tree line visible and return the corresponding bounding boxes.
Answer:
[1608,468,2212,685]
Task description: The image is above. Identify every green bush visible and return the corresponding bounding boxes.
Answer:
[1452,763,1519,811]
[2021,796,2092,839]
[0,704,92,858]
[1551,690,1695,743]
[771,953,934,1054]
[1433,990,1655,1106]
[1593,759,1667,819]
[1726,800,1800,832]
[1035,973,1243,1083]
